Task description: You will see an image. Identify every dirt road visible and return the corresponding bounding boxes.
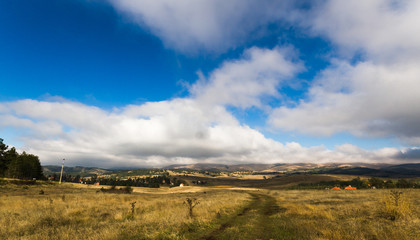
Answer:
[198,193,284,240]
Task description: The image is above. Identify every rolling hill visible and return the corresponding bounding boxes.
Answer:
[42,163,420,178]
[42,165,111,177]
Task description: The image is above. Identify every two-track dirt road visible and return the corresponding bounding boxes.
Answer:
[198,193,285,240]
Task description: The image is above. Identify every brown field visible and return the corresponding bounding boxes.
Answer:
[0,180,419,239]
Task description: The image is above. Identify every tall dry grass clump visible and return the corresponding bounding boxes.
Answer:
[379,190,412,221]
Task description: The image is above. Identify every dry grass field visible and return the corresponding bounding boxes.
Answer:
[1,180,419,239]
[271,189,420,240]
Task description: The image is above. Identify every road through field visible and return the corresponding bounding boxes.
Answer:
[197,193,285,240]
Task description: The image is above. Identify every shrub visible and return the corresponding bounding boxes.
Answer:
[100,185,133,194]
[123,186,133,194]
[184,198,200,218]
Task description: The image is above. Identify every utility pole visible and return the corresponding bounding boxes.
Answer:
[59,158,65,184]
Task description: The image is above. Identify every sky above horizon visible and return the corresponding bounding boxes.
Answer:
[1,0,420,167]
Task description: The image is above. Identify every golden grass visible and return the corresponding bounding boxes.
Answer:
[1,181,419,239]
[0,182,249,239]
[271,189,420,240]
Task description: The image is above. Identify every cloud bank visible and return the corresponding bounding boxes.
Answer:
[0,98,406,168]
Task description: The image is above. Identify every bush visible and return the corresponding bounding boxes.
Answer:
[100,185,133,194]
[123,186,133,194]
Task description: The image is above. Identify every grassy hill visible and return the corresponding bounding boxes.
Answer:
[43,163,420,179]
[42,165,111,177]
[164,163,420,178]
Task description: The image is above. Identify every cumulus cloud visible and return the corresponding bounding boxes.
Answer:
[395,148,420,161]
[190,47,303,108]
[269,61,420,142]
[269,0,420,145]
[107,0,293,53]
[0,97,406,167]
[0,99,274,166]
[308,0,420,62]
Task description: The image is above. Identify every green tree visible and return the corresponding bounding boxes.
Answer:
[7,151,44,180]
[385,180,396,188]
[396,179,410,188]
[350,177,364,188]
[4,147,18,173]
[0,138,8,176]
[369,177,384,188]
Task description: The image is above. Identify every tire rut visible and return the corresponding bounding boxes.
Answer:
[199,193,280,240]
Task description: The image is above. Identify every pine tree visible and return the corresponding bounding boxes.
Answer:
[0,138,8,176]
[6,150,44,180]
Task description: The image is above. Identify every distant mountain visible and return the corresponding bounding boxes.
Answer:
[383,163,420,171]
[165,163,230,171]
[165,163,282,172]
[164,163,420,177]
[380,163,420,176]
[163,163,380,172]
[289,164,420,178]
[42,165,111,177]
[42,163,420,178]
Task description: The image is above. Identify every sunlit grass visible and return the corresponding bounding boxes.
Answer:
[0,182,249,239]
[1,180,419,239]
[271,189,420,240]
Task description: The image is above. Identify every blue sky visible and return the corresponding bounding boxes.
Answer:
[0,0,183,105]
[1,0,419,167]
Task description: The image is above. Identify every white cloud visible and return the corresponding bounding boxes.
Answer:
[270,61,420,142]
[0,96,412,167]
[107,0,293,53]
[306,0,420,62]
[0,98,272,166]
[269,0,420,145]
[190,47,303,109]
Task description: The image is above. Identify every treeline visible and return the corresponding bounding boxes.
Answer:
[46,173,85,183]
[113,169,167,177]
[97,176,186,188]
[98,176,169,188]
[0,138,44,180]
[294,177,419,190]
[47,173,187,188]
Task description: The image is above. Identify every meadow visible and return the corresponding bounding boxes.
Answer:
[0,180,419,239]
